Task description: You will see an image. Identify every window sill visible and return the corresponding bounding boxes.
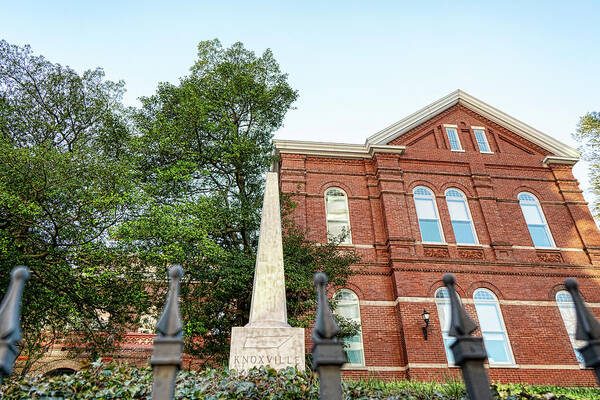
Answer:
[449,363,519,369]
[456,243,482,247]
[488,363,519,369]
[422,242,448,245]
[450,149,465,152]
[341,364,367,370]
[479,151,494,154]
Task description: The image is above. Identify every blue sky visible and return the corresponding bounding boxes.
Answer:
[2,1,599,201]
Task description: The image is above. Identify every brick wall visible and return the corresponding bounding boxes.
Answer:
[279,104,600,386]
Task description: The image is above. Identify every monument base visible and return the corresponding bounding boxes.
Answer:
[229,326,305,371]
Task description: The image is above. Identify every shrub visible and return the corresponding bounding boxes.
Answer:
[2,361,598,399]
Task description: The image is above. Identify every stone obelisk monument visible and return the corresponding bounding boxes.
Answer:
[229,172,305,371]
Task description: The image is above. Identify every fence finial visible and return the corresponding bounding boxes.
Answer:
[311,272,346,400]
[564,278,600,385]
[151,264,185,400]
[565,278,600,341]
[442,274,477,337]
[156,265,184,338]
[313,272,340,341]
[442,273,493,400]
[0,266,30,384]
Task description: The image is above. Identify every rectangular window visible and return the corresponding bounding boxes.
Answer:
[473,296,515,365]
[527,225,553,248]
[445,127,462,151]
[557,302,585,363]
[522,204,552,246]
[482,333,512,363]
[415,198,437,219]
[418,220,443,243]
[473,128,491,153]
[446,191,478,245]
[451,220,476,244]
[437,301,456,363]
[521,204,544,224]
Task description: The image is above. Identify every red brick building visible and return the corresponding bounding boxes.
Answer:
[274,90,600,386]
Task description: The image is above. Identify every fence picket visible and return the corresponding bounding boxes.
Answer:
[150,264,185,400]
[0,266,29,388]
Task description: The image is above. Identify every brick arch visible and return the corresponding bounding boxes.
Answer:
[428,279,467,298]
[467,281,505,299]
[407,180,439,194]
[549,282,584,301]
[319,181,353,196]
[32,359,81,376]
[512,185,545,201]
[440,183,475,198]
[333,283,365,300]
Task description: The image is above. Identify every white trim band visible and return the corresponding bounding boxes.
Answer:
[274,140,405,159]
[359,297,600,308]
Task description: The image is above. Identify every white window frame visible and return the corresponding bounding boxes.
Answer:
[435,287,457,364]
[324,187,352,244]
[556,290,585,364]
[334,289,365,366]
[444,124,463,152]
[471,126,493,154]
[445,188,479,245]
[518,192,556,249]
[473,288,516,366]
[413,186,445,244]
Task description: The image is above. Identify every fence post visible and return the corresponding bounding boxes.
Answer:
[151,264,185,400]
[312,272,346,400]
[442,273,493,400]
[0,266,30,388]
[564,278,600,385]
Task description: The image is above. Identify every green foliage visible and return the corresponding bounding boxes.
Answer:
[3,363,598,399]
[573,111,600,215]
[0,37,359,370]
[281,193,360,332]
[115,39,359,364]
[0,40,149,372]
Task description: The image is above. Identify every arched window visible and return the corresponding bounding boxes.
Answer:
[325,187,352,244]
[556,290,585,363]
[435,287,456,363]
[445,189,478,245]
[473,289,514,365]
[334,289,365,365]
[413,186,444,243]
[518,192,555,248]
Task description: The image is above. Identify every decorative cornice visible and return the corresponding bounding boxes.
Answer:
[273,139,405,159]
[367,90,579,159]
[543,156,580,166]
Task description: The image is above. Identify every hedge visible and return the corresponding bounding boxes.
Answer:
[1,360,599,399]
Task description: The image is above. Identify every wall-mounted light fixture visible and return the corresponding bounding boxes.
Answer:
[421,309,430,340]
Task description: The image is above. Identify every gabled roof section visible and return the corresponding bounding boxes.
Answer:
[367,90,579,159]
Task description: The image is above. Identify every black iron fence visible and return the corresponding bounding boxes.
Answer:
[1,266,600,400]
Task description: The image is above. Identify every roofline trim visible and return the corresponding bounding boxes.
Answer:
[273,139,405,159]
[366,90,579,159]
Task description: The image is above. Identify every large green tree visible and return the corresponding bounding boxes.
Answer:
[0,40,149,373]
[118,39,359,364]
[574,112,600,215]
